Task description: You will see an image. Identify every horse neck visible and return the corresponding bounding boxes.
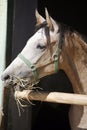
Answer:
[60,32,87,94]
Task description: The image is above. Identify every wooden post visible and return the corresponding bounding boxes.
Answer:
[15,90,87,106]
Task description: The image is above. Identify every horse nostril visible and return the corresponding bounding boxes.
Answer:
[1,74,10,81]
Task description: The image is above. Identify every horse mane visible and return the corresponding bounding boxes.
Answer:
[35,21,47,32]
[76,32,87,44]
[57,22,75,49]
[58,22,87,45]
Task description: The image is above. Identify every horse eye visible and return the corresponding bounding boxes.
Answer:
[37,44,46,50]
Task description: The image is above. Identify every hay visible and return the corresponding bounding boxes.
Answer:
[11,76,42,116]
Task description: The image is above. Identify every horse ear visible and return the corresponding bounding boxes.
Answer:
[50,17,59,33]
[45,8,53,30]
[45,8,58,32]
[35,9,45,26]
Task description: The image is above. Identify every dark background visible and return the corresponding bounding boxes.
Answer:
[38,0,87,35]
[4,0,87,130]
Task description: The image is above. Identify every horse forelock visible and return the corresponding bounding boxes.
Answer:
[35,21,47,32]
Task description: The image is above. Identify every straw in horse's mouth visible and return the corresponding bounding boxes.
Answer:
[3,74,43,116]
[9,76,43,116]
[4,75,33,90]
[12,76,41,91]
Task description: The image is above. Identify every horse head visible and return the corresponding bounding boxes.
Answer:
[1,9,87,94]
[1,9,61,88]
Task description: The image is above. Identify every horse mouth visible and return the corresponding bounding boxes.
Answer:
[2,75,40,91]
[2,77,14,88]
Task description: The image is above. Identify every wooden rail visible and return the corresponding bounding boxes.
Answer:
[15,90,87,106]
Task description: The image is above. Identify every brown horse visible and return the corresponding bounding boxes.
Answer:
[1,9,87,130]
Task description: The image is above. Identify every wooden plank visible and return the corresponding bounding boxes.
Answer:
[15,90,87,106]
